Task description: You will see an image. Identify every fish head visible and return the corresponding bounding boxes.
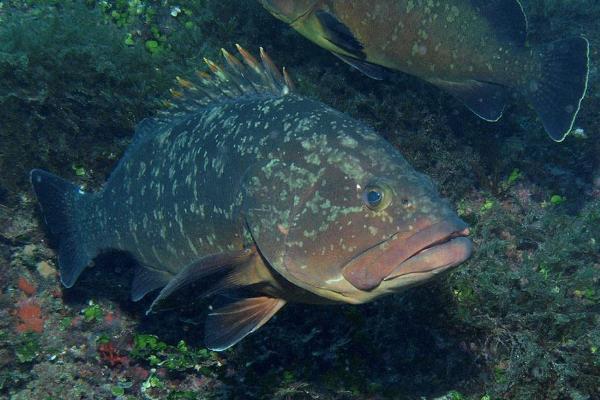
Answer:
[243,121,472,304]
[258,0,318,24]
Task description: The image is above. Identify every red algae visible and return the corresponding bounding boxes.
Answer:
[17,276,36,296]
[97,342,129,367]
[16,299,44,333]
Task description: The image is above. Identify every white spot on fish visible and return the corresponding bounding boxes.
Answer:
[340,136,358,149]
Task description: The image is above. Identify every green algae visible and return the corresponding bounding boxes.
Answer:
[131,333,219,374]
[15,333,40,364]
[82,303,103,323]
[448,199,600,398]
[0,1,173,205]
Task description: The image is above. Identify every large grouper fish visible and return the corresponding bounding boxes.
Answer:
[30,46,472,351]
[259,0,590,141]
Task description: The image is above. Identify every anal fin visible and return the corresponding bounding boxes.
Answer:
[205,296,286,351]
[431,78,508,122]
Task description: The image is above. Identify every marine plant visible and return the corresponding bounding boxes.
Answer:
[0,1,171,204]
[82,302,103,323]
[14,333,40,364]
[131,334,220,374]
[448,198,600,398]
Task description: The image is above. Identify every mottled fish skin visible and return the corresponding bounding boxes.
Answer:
[259,0,590,141]
[263,0,525,82]
[31,47,472,349]
[92,93,464,300]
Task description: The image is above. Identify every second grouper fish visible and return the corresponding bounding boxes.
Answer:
[31,46,472,351]
[259,0,590,141]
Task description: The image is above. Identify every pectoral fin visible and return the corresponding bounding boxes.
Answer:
[205,296,286,351]
[315,10,365,59]
[431,78,508,122]
[147,247,257,313]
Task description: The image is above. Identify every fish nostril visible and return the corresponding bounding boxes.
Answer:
[401,198,412,208]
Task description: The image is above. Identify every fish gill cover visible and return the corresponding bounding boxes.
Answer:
[0,1,599,399]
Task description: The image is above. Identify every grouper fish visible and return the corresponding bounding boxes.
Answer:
[30,46,472,350]
[259,0,590,141]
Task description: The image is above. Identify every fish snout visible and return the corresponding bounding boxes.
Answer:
[383,218,472,281]
[341,217,472,291]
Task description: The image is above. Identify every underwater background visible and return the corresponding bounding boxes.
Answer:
[0,0,598,399]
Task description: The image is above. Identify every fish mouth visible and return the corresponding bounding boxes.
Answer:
[383,226,472,281]
[342,218,472,291]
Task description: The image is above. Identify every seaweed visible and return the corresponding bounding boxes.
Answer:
[0,2,172,204]
[448,198,600,398]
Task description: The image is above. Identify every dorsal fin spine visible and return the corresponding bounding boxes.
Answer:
[283,67,294,91]
[259,47,282,92]
[221,48,255,94]
[206,57,246,97]
[235,44,262,74]
[194,70,228,100]
[234,44,268,94]
[157,46,293,121]
[175,76,195,90]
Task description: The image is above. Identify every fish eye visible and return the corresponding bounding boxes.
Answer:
[362,181,393,211]
[366,189,382,207]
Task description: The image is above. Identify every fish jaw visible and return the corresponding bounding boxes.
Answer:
[383,236,472,281]
[342,217,472,292]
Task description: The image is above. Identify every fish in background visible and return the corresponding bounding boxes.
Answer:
[30,46,472,351]
[259,0,590,141]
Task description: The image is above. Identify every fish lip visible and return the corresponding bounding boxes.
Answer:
[341,217,471,291]
[383,221,472,281]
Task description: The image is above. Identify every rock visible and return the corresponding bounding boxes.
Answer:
[36,260,57,279]
[22,244,36,260]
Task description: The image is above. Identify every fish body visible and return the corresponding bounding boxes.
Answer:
[31,47,471,350]
[259,0,590,141]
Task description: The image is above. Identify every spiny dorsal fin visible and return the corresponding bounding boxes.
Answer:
[158,45,293,119]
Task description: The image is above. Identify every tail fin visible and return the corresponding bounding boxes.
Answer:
[526,37,589,142]
[30,169,97,287]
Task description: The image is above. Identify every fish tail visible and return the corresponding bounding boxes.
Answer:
[525,36,589,142]
[30,169,98,287]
